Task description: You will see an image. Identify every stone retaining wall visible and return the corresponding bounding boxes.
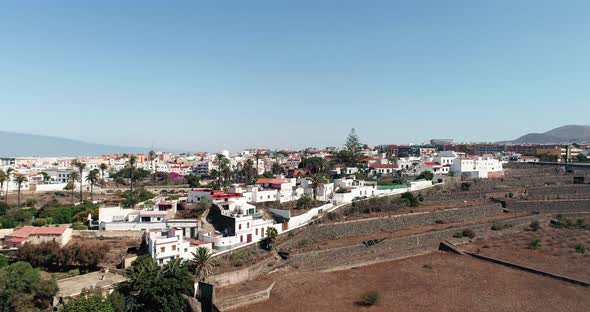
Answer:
[216,282,275,311]
[288,215,542,271]
[72,230,144,239]
[282,204,503,249]
[507,199,590,213]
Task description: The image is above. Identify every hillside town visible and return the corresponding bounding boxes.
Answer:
[1,129,590,311]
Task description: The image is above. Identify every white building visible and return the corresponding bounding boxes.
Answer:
[450,156,504,179]
[148,228,212,265]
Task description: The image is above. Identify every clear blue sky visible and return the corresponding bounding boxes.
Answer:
[2,1,590,152]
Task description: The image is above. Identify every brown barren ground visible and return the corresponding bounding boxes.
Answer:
[464,226,590,282]
[230,252,589,312]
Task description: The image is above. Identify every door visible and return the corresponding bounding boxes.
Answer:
[247,234,252,243]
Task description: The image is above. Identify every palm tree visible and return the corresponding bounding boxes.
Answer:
[0,169,6,200]
[265,227,278,251]
[191,247,215,282]
[14,175,27,207]
[99,163,108,183]
[310,173,328,201]
[128,155,137,207]
[71,160,86,203]
[5,168,13,202]
[209,169,220,190]
[68,171,80,205]
[148,150,157,185]
[85,169,100,202]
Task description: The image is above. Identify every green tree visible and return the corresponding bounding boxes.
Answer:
[127,156,137,207]
[416,171,434,181]
[118,256,193,312]
[72,159,87,202]
[67,170,80,205]
[185,174,200,188]
[400,192,419,207]
[86,169,100,201]
[191,247,215,282]
[4,167,14,202]
[99,163,109,186]
[271,162,282,175]
[0,169,6,200]
[63,294,114,312]
[0,255,8,269]
[343,128,363,167]
[265,227,278,251]
[14,175,28,207]
[0,262,58,311]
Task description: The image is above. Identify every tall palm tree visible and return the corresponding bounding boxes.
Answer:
[85,169,100,202]
[128,155,137,207]
[191,247,215,282]
[99,163,108,183]
[0,169,6,200]
[14,175,27,207]
[148,150,157,185]
[209,169,220,190]
[5,168,14,202]
[68,171,80,205]
[71,160,86,203]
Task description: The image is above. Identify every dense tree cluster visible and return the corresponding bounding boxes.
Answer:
[16,240,110,271]
[0,262,58,311]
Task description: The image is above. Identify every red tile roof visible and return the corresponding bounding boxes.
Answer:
[8,226,68,238]
[6,237,27,244]
[422,162,441,167]
[190,240,212,246]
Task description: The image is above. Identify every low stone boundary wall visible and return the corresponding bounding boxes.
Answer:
[282,204,503,249]
[216,282,275,311]
[72,230,144,240]
[466,252,589,287]
[507,199,590,213]
[207,256,274,287]
[288,214,542,271]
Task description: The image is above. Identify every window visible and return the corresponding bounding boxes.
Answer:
[184,248,188,252]
[160,247,165,252]
[240,235,243,242]
[255,228,258,235]
[239,224,242,230]
[247,222,249,228]
[172,245,176,251]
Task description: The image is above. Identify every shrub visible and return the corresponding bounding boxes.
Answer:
[462,229,476,239]
[435,220,445,224]
[72,223,88,230]
[529,220,541,231]
[460,182,471,191]
[31,218,48,227]
[529,239,542,250]
[452,232,463,238]
[491,223,511,231]
[400,192,419,207]
[25,198,37,208]
[574,244,585,254]
[357,290,380,306]
[423,264,432,269]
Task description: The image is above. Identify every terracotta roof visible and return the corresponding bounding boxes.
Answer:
[256,178,287,184]
[190,240,211,246]
[6,237,27,244]
[8,226,68,238]
[422,162,441,167]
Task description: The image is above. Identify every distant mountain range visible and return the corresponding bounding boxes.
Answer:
[502,125,590,145]
[0,131,186,157]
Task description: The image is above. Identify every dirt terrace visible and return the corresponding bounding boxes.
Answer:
[464,226,590,282]
[231,252,589,312]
